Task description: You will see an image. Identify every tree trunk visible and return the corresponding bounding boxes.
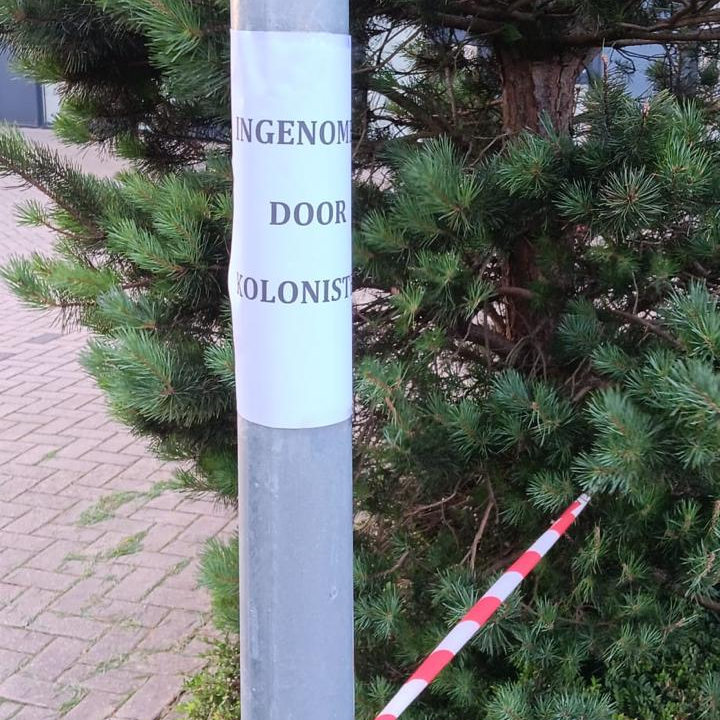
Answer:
[494,44,597,344]
[496,45,596,134]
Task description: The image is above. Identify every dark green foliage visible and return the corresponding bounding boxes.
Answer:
[0,131,238,501]
[351,89,720,719]
[199,537,239,633]
[608,616,720,720]
[177,638,241,720]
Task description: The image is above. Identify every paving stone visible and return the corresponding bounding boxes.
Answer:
[29,612,107,641]
[163,561,201,591]
[11,491,76,512]
[95,433,137,454]
[0,649,29,682]
[0,463,54,482]
[0,549,34,579]
[89,599,168,628]
[27,333,61,345]
[126,651,204,676]
[83,531,133,556]
[10,444,63,468]
[99,517,152,537]
[176,515,230,544]
[82,628,146,665]
[0,424,42,442]
[0,135,234,719]
[82,450,135,467]
[22,637,88,682]
[31,522,103,544]
[0,701,23,719]
[0,673,65,708]
[8,706,55,720]
[130,508,199,528]
[134,524,182,553]
[55,437,103,460]
[106,567,168,603]
[62,690,126,720]
[145,586,208,612]
[32,472,74,495]
[0,628,53,655]
[116,675,185,719]
[51,577,108,615]
[76,464,123,488]
[142,492,183,512]
[4,568,77,593]
[0,588,58,628]
[0,581,24,606]
[0,502,32,519]
[103,476,156,493]
[58,484,107,501]
[117,551,189,572]
[160,540,201,559]
[135,610,204,652]
[1,507,65,536]
[25,539,87,574]
[81,668,149,697]
[0,532,52,555]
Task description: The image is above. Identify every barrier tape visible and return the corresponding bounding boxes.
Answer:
[374,493,592,720]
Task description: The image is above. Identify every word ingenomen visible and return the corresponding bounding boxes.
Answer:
[235,118,351,145]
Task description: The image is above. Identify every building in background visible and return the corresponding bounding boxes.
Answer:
[0,51,59,126]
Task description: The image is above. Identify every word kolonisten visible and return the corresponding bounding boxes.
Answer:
[234,273,352,305]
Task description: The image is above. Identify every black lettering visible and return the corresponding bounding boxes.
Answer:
[343,274,351,298]
[238,117,252,142]
[297,120,317,145]
[317,202,333,225]
[279,281,299,303]
[319,121,336,144]
[277,120,295,145]
[294,202,314,226]
[243,277,258,300]
[260,279,276,303]
[301,280,320,304]
[331,277,342,301]
[236,272,244,297]
[235,119,350,145]
[256,119,274,144]
[270,202,290,225]
[335,200,347,224]
[322,279,330,302]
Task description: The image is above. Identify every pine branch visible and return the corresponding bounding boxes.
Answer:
[697,596,720,613]
[462,321,517,355]
[462,498,495,568]
[569,27,720,48]
[495,286,535,301]
[606,308,683,349]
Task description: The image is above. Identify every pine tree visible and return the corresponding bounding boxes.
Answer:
[353,87,720,719]
[2,2,720,719]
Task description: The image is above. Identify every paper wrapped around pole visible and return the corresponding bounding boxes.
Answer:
[229,30,353,429]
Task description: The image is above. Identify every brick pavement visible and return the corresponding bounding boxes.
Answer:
[0,130,235,719]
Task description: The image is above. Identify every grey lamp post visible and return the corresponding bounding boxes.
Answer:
[229,1,354,719]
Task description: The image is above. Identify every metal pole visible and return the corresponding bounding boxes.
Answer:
[229,2,353,720]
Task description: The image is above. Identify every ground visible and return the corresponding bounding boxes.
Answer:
[0,130,235,720]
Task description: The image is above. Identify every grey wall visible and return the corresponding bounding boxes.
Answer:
[0,52,44,126]
[584,45,665,98]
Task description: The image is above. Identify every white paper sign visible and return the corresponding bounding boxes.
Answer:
[229,30,353,429]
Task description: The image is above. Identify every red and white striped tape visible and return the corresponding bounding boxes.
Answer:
[374,493,591,720]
